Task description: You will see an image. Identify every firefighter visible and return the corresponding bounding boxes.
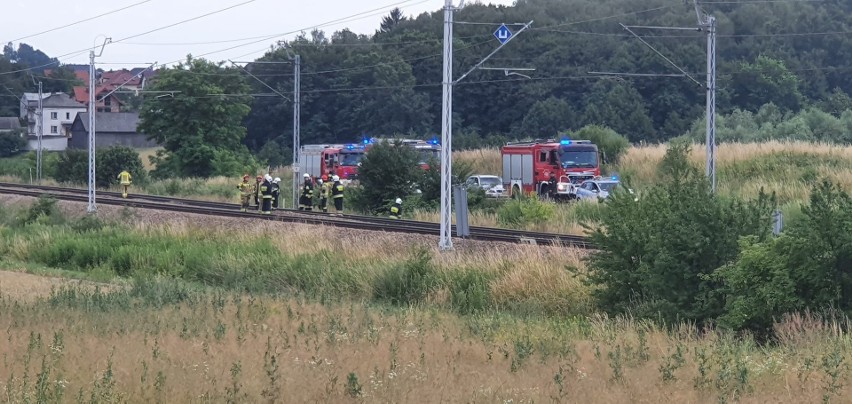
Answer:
[331,175,344,215]
[237,174,252,212]
[117,170,132,198]
[299,173,314,211]
[253,175,263,211]
[271,177,281,210]
[548,173,557,199]
[317,174,331,213]
[260,174,273,215]
[389,198,402,219]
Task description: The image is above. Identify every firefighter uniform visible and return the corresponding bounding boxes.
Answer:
[390,198,402,219]
[271,177,281,209]
[299,174,314,211]
[253,175,263,210]
[319,175,331,213]
[260,175,273,215]
[237,175,252,212]
[117,170,132,198]
[331,175,344,214]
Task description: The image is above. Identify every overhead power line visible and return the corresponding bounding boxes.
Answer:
[5,0,154,44]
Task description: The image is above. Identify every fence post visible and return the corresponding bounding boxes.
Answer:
[772,209,783,236]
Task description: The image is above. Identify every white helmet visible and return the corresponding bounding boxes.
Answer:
[303,173,310,179]
[264,174,272,181]
[273,177,280,184]
[317,179,323,184]
[332,175,340,182]
[395,198,402,204]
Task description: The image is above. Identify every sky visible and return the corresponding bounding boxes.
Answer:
[2,0,516,70]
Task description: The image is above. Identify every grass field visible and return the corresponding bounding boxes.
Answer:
[1,197,851,402]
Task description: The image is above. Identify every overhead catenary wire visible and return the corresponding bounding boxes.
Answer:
[5,0,154,44]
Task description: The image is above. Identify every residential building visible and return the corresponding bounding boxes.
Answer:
[72,86,122,112]
[0,117,21,133]
[19,92,86,151]
[68,112,157,149]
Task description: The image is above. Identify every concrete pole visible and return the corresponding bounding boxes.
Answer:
[705,16,716,193]
[292,54,301,209]
[87,50,97,213]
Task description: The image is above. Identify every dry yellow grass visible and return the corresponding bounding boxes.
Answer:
[455,148,502,175]
[1,280,850,402]
[136,147,163,171]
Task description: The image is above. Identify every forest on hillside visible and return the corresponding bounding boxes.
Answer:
[4,0,852,161]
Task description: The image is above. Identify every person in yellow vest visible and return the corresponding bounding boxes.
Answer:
[117,170,132,198]
[390,198,402,219]
[331,175,344,215]
[260,174,273,215]
[319,174,332,213]
[237,174,252,212]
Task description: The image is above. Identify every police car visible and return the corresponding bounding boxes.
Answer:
[574,177,634,201]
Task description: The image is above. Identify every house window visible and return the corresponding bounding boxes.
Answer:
[50,112,57,120]
[66,112,70,120]
[51,126,58,134]
[104,97,111,106]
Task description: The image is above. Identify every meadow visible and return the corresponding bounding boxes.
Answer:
[1,197,851,402]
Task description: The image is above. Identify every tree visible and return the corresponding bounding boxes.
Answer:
[519,97,576,138]
[352,141,420,213]
[586,142,776,324]
[0,130,26,157]
[54,146,145,188]
[566,125,629,165]
[731,56,803,112]
[138,56,257,178]
[379,8,406,33]
[582,81,655,142]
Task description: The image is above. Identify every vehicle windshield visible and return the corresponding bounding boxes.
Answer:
[479,177,501,188]
[418,150,439,165]
[560,150,598,168]
[598,182,618,192]
[340,152,365,166]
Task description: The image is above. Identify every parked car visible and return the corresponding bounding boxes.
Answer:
[465,175,507,198]
[575,178,635,201]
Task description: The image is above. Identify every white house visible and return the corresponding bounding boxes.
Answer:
[20,92,87,151]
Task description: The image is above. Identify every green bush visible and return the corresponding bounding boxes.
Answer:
[567,125,630,165]
[585,142,777,325]
[18,195,63,226]
[54,146,147,187]
[0,131,27,157]
[354,141,420,213]
[373,248,440,305]
[448,270,493,314]
[497,198,554,229]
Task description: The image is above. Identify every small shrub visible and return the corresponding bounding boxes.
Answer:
[18,196,63,226]
[448,270,492,314]
[497,198,554,229]
[373,248,440,305]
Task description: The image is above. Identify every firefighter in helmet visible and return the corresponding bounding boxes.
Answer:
[318,174,331,213]
[389,198,402,219]
[271,177,281,210]
[299,173,314,211]
[331,175,344,215]
[253,175,263,211]
[237,174,252,212]
[117,169,132,198]
[260,174,273,215]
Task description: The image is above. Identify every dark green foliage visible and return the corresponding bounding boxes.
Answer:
[497,197,554,229]
[352,140,420,213]
[418,158,474,207]
[18,195,62,226]
[585,142,776,324]
[373,248,440,305]
[256,138,292,169]
[731,56,803,113]
[54,146,146,187]
[139,56,257,178]
[0,131,26,157]
[520,97,577,138]
[448,271,492,315]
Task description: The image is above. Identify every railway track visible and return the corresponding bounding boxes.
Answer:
[0,182,595,249]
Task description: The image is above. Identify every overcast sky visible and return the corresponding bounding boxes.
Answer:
[3,0,516,70]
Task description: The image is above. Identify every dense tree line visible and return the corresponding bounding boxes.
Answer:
[0,43,80,116]
[241,0,852,161]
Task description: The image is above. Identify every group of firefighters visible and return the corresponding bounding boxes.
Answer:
[237,173,348,216]
[236,173,404,219]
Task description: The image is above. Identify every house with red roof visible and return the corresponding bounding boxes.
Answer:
[72,86,122,113]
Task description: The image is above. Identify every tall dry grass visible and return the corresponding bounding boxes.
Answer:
[1,280,851,402]
[455,148,501,175]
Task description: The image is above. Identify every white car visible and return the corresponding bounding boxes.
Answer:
[465,175,507,198]
[575,179,623,201]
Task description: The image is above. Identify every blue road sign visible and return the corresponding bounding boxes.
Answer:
[493,24,513,44]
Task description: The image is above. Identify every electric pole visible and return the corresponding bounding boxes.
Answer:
[87,37,110,214]
[697,3,717,193]
[438,0,532,251]
[292,54,301,210]
[36,80,43,185]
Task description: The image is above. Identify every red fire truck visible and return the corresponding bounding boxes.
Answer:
[501,139,601,200]
[298,144,344,180]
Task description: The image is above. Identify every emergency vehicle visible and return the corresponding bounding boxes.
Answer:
[298,144,345,180]
[409,139,441,169]
[501,139,601,200]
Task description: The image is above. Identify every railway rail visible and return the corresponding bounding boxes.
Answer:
[0,182,595,249]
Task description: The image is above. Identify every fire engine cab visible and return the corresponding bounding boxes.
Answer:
[299,144,344,180]
[501,139,601,200]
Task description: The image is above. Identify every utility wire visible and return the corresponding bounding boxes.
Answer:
[5,0,154,44]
